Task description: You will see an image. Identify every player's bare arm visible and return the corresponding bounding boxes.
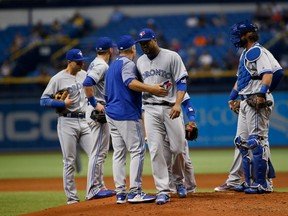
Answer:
[128,79,168,96]
[170,90,185,119]
[84,85,94,98]
[261,73,273,87]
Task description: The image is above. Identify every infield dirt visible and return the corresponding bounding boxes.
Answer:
[2,173,287,216]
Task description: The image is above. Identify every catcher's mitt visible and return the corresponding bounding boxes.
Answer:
[229,100,241,114]
[246,94,273,110]
[185,122,198,141]
[90,110,107,124]
[54,89,68,113]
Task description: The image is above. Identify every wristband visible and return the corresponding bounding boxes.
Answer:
[229,89,238,101]
[259,84,269,94]
[87,96,97,108]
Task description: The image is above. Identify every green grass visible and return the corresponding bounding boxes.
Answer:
[1,148,287,179]
[0,148,287,215]
[0,192,67,216]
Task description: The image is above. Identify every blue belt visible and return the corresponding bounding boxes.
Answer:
[60,112,86,118]
[240,94,252,100]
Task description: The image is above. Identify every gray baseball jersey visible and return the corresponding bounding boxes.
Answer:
[41,69,94,204]
[42,70,88,112]
[137,48,188,194]
[85,57,111,199]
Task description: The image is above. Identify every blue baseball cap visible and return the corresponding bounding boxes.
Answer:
[66,49,89,61]
[95,37,114,51]
[136,28,156,43]
[117,35,135,50]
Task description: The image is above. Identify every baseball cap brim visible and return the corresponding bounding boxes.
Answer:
[136,38,154,43]
[73,57,90,61]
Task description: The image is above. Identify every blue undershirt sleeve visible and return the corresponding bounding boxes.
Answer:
[182,98,196,122]
[269,69,284,92]
[40,98,65,108]
[83,76,96,86]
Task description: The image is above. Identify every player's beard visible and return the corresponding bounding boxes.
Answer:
[142,47,150,55]
[239,38,248,48]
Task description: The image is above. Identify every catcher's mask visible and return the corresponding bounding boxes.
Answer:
[230,20,258,48]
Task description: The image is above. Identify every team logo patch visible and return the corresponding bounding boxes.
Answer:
[162,80,172,90]
[188,107,194,112]
[139,31,145,38]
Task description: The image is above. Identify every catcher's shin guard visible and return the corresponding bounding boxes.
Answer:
[235,136,252,185]
[268,158,276,178]
[248,136,268,188]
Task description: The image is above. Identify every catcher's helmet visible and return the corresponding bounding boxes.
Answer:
[230,20,258,48]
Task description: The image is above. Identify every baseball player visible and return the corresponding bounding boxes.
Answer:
[146,93,197,195]
[40,48,95,204]
[83,37,116,200]
[104,35,168,204]
[158,92,197,194]
[224,20,284,194]
[215,55,284,192]
[136,28,188,204]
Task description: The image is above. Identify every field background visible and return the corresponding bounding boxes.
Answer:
[0,148,287,216]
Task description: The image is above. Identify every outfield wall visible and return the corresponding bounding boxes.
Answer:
[0,92,287,151]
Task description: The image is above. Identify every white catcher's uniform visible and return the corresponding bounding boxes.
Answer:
[233,43,282,190]
[85,57,111,199]
[41,69,94,204]
[137,48,187,195]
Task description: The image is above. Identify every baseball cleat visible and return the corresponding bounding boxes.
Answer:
[187,187,196,193]
[67,199,80,205]
[176,184,187,198]
[127,192,156,203]
[91,189,116,199]
[116,193,127,204]
[234,182,249,192]
[156,194,170,205]
[214,183,235,192]
[105,189,116,195]
[244,183,272,194]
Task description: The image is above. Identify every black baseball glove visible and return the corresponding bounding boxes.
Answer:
[185,122,198,141]
[246,94,273,110]
[90,110,107,124]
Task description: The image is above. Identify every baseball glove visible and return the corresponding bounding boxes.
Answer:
[185,122,198,141]
[246,94,273,110]
[54,89,68,113]
[229,100,241,114]
[54,89,68,101]
[90,110,107,124]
